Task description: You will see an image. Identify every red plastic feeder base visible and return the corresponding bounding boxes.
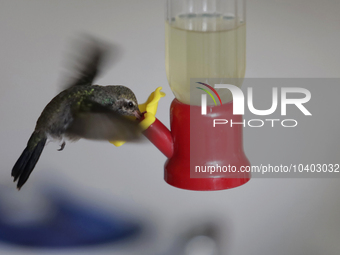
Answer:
[164,99,251,191]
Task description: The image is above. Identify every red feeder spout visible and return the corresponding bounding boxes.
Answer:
[139,88,250,191]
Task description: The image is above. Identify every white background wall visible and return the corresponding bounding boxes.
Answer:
[0,0,339,254]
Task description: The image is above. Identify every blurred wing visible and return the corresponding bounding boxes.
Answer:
[62,36,122,89]
[66,100,142,141]
[65,38,108,88]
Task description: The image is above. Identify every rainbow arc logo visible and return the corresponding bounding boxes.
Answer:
[196,82,222,106]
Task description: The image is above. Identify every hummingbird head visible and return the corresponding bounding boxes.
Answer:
[109,86,141,119]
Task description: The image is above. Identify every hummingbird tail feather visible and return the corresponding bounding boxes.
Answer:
[12,133,47,190]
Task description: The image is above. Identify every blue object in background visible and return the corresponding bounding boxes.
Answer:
[0,186,142,248]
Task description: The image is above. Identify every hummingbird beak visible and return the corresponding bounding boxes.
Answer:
[134,110,142,120]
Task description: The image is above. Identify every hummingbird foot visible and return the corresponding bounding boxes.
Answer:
[58,141,66,151]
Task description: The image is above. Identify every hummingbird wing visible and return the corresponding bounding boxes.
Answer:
[64,38,109,88]
[65,100,142,141]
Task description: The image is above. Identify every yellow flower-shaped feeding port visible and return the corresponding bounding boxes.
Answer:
[110,87,165,147]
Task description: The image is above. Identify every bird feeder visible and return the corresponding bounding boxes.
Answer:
[114,0,250,191]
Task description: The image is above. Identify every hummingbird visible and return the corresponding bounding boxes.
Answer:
[12,38,142,190]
